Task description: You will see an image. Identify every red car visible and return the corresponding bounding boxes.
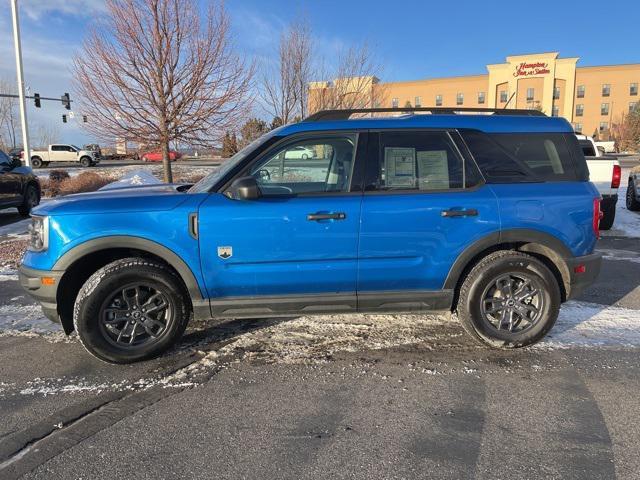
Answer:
[141,150,182,162]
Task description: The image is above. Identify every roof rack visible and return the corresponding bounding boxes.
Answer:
[304,107,546,122]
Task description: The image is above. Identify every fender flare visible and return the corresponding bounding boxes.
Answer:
[53,236,204,302]
[443,228,573,294]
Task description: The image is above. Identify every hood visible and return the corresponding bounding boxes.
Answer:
[33,183,192,216]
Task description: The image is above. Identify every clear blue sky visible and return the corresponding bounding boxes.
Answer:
[0,0,638,145]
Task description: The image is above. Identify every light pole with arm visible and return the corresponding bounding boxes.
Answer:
[10,0,31,167]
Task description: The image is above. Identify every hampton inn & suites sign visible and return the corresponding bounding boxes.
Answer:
[513,61,551,77]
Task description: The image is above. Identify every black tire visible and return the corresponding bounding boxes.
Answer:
[73,258,191,364]
[31,157,42,168]
[80,156,92,167]
[626,179,640,212]
[456,251,561,349]
[18,183,40,216]
[599,200,616,230]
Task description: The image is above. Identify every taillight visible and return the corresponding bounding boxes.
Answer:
[593,197,601,239]
[611,164,621,189]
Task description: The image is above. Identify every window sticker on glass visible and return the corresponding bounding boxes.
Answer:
[417,150,449,190]
[384,147,415,187]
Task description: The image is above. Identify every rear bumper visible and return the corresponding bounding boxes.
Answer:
[18,265,63,324]
[565,252,602,300]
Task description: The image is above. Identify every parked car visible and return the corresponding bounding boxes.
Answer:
[83,144,102,157]
[284,145,315,159]
[19,107,602,363]
[627,165,640,211]
[30,144,101,168]
[141,150,182,162]
[576,134,620,230]
[0,149,41,215]
[8,147,23,163]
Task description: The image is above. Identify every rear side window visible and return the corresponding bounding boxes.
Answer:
[578,139,596,157]
[370,131,477,192]
[461,131,586,183]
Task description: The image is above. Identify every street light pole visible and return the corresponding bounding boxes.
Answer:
[10,0,31,167]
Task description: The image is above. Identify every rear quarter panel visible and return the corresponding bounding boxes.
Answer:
[490,182,599,257]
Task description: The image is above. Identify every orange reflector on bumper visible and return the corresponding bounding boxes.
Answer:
[41,277,56,286]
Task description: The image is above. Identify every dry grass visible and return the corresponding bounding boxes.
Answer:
[42,171,118,197]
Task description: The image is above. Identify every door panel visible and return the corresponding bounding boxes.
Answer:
[198,194,361,298]
[358,187,499,292]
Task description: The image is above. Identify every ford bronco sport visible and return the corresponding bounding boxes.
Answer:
[19,108,602,363]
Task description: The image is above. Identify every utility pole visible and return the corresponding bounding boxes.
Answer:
[10,0,31,167]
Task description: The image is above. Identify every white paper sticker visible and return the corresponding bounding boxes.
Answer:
[384,147,416,187]
[417,150,449,190]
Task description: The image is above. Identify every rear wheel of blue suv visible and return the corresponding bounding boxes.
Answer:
[19,107,602,363]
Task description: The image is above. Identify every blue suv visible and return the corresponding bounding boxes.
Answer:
[19,108,602,363]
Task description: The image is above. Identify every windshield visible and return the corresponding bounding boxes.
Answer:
[71,145,81,151]
[189,132,278,193]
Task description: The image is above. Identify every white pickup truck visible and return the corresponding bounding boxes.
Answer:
[30,144,101,169]
[576,134,620,230]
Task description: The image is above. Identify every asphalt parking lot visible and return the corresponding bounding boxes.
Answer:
[1,165,640,479]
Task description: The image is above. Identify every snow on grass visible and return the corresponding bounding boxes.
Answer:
[602,186,640,238]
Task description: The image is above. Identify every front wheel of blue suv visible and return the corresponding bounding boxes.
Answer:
[73,258,191,364]
[456,251,561,348]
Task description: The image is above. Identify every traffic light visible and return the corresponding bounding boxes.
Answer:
[83,115,88,123]
[62,114,67,123]
[34,93,41,108]
[61,93,71,110]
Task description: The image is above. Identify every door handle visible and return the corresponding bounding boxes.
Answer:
[307,212,347,221]
[441,208,478,218]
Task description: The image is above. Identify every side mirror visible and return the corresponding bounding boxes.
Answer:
[229,176,261,200]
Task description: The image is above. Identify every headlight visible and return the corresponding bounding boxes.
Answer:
[28,216,49,252]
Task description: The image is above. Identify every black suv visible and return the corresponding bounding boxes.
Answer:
[0,149,41,215]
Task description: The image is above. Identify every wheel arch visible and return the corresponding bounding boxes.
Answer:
[54,236,205,334]
[445,229,573,310]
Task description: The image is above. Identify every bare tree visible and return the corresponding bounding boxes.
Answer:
[73,0,253,182]
[261,19,313,124]
[0,78,19,149]
[309,43,385,114]
[33,122,61,148]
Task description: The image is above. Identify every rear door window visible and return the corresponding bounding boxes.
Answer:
[370,131,476,192]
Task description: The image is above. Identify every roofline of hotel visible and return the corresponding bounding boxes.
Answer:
[383,73,488,85]
[577,62,640,70]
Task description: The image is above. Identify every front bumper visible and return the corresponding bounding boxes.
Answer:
[18,265,64,324]
[565,252,602,300]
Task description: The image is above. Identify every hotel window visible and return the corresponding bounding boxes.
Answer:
[478,91,485,104]
[526,88,535,101]
[435,94,442,106]
[552,106,559,117]
[602,84,610,97]
[575,104,584,117]
[553,86,561,99]
[392,98,398,108]
[630,102,639,113]
[574,123,583,133]
[414,96,421,107]
[500,90,508,103]
[456,93,464,105]
[601,103,610,115]
[599,121,608,132]
[631,83,639,96]
[576,85,585,98]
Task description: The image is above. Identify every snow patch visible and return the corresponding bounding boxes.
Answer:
[603,186,640,238]
[0,270,19,282]
[0,303,65,339]
[539,300,640,348]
